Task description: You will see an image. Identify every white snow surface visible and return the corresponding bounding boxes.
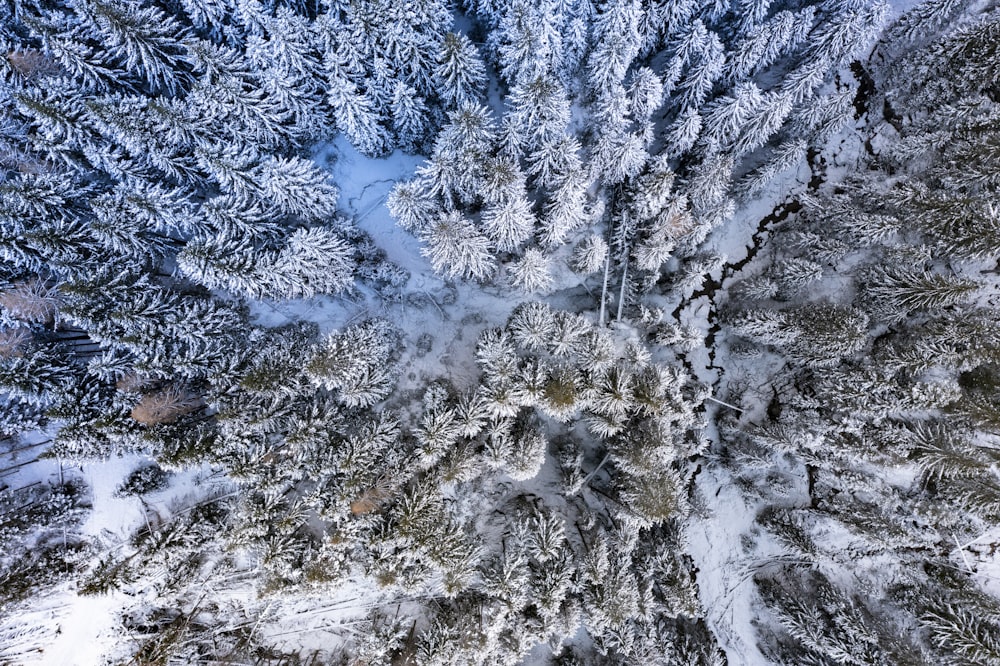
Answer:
[0,441,138,665]
[680,81,879,665]
[688,467,783,666]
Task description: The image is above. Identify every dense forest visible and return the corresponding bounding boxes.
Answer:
[3,0,1000,664]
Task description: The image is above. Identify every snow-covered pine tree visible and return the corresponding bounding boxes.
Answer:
[327,72,389,157]
[508,73,571,150]
[390,82,430,152]
[387,179,437,232]
[573,236,609,275]
[587,0,642,94]
[860,264,979,318]
[305,319,398,407]
[480,154,528,205]
[270,226,357,298]
[526,133,582,189]
[419,211,496,280]
[71,0,190,95]
[509,247,553,293]
[482,195,536,252]
[541,170,589,246]
[435,31,488,109]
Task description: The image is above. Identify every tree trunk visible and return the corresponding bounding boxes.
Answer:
[599,250,611,327]
[616,252,629,323]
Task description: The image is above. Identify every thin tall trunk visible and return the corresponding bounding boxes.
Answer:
[599,190,618,328]
[616,251,629,323]
[577,451,612,492]
[704,395,744,412]
[599,250,611,327]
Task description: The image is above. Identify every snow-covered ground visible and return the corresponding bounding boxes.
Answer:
[5,2,987,659]
[679,70,880,664]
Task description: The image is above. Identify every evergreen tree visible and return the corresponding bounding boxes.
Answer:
[592,128,648,185]
[328,74,388,157]
[390,82,430,152]
[527,133,582,189]
[509,73,571,149]
[480,154,528,205]
[387,179,437,232]
[419,211,496,281]
[663,107,703,157]
[808,0,891,65]
[860,264,979,318]
[0,341,77,408]
[72,0,191,94]
[587,0,642,93]
[627,67,664,122]
[573,236,609,275]
[542,171,589,246]
[921,602,1000,666]
[509,248,553,294]
[435,32,488,109]
[674,30,725,110]
[306,319,398,408]
[254,156,339,220]
[270,226,356,298]
[482,196,536,252]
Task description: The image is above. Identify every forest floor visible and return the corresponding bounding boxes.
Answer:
[680,74,875,664]
[2,54,909,664]
[2,128,839,666]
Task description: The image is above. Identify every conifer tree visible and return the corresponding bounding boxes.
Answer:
[527,134,582,189]
[509,248,553,294]
[480,154,528,205]
[508,73,571,149]
[861,264,979,317]
[72,0,190,95]
[573,236,609,275]
[542,171,589,246]
[387,179,437,232]
[328,75,388,157]
[305,320,398,407]
[435,32,488,109]
[390,82,429,152]
[419,211,496,281]
[482,196,536,252]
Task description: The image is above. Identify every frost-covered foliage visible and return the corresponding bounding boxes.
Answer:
[0,476,90,615]
[390,0,889,325]
[0,0,417,459]
[305,319,399,407]
[714,2,1000,663]
[4,0,997,664]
